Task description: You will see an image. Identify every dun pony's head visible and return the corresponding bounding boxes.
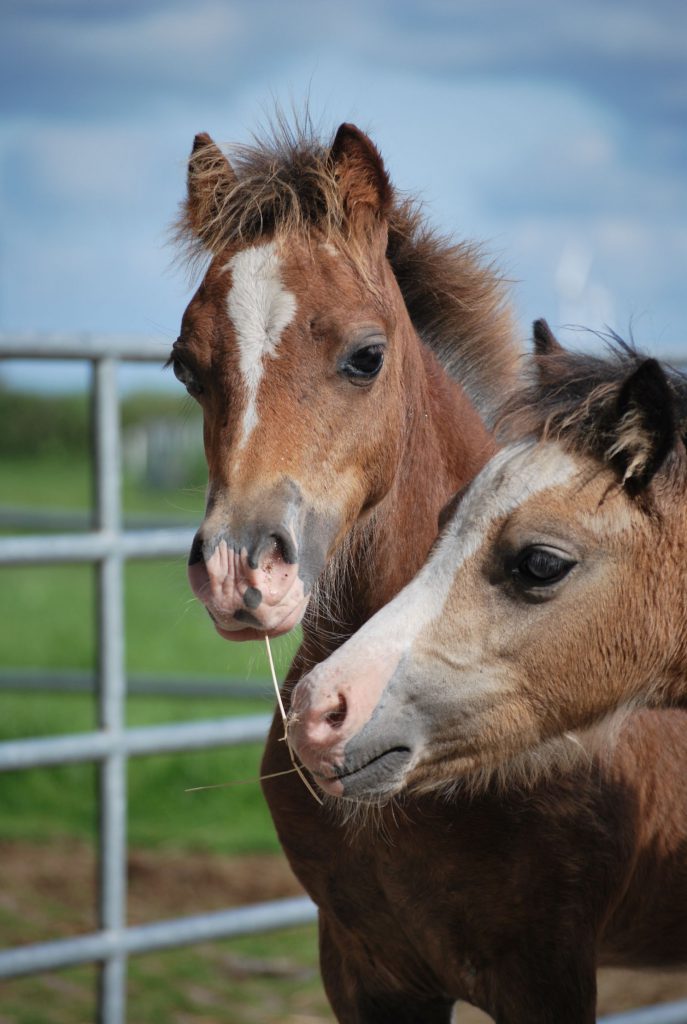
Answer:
[289,321,687,801]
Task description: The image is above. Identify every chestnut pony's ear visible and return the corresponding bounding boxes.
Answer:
[330,123,392,227]
[185,132,238,242]
[608,358,676,496]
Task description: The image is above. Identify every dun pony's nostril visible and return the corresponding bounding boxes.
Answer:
[325,693,348,729]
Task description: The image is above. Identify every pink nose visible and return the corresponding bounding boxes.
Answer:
[288,646,404,774]
[288,675,350,769]
[190,537,293,607]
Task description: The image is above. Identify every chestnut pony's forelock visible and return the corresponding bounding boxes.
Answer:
[173,116,517,422]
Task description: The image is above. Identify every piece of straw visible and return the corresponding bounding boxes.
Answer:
[185,637,323,805]
[265,636,323,805]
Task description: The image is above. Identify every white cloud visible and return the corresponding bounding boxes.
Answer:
[0,0,684,365]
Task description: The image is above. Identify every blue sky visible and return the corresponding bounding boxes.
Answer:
[1,0,686,390]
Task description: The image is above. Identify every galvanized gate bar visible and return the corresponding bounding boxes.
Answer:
[0,527,193,564]
[598,1001,687,1024]
[0,668,269,699]
[0,714,273,769]
[0,334,317,1024]
[93,355,127,1023]
[0,332,170,360]
[0,897,317,978]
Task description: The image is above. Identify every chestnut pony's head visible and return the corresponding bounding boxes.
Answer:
[171,121,514,641]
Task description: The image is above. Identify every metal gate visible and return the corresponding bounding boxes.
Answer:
[1,333,686,1024]
[0,334,316,1023]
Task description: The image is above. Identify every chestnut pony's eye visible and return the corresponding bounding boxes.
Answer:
[512,547,576,587]
[341,344,385,384]
[168,354,204,397]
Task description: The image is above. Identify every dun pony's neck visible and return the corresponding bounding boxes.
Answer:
[302,301,495,663]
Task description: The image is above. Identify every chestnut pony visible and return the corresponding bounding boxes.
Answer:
[171,121,523,1015]
[172,122,516,645]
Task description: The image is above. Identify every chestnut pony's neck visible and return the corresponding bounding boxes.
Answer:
[301,281,494,666]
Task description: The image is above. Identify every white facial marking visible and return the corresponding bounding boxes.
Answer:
[340,441,580,659]
[225,241,297,446]
[291,441,580,770]
[425,440,579,590]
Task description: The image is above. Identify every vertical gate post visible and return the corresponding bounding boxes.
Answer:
[93,356,127,1024]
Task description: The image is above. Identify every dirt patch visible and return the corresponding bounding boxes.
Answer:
[2,839,687,1021]
[0,839,304,945]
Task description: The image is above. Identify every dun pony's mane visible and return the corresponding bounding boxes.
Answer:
[500,335,687,467]
[174,118,518,422]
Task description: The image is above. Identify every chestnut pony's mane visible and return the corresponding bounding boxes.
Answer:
[174,119,517,422]
[500,331,687,472]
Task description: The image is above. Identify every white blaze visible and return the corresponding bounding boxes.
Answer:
[321,442,580,664]
[225,241,297,446]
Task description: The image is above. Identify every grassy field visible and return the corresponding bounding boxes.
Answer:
[2,691,283,854]
[0,445,330,1023]
[0,932,333,1024]
[1,449,300,854]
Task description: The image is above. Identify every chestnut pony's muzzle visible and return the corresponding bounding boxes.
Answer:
[187,479,337,641]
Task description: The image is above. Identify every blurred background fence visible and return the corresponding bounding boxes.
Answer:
[0,334,316,1024]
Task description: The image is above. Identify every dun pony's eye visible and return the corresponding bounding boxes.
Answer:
[341,343,385,384]
[512,547,576,588]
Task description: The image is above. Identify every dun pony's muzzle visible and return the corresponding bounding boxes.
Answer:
[288,640,418,798]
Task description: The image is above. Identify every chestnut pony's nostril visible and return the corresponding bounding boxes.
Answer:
[325,693,348,729]
[243,586,262,610]
[188,532,204,566]
[271,528,297,565]
[247,528,298,571]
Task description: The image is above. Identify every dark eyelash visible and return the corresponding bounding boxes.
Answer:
[166,351,204,397]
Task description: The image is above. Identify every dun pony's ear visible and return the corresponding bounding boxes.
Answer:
[330,123,392,227]
[185,132,238,242]
[532,319,569,391]
[532,319,564,357]
[608,359,676,496]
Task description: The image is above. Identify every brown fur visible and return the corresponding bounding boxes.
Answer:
[172,123,687,1023]
[263,340,687,1021]
[308,709,687,1024]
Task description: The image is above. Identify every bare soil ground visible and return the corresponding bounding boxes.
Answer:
[2,839,687,1023]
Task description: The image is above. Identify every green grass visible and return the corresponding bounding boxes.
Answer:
[0,378,330,1021]
[1,449,300,855]
[0,928,333,1024]
[0,559,298,678]
[3,452,205,520]
[0,691,284,854]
